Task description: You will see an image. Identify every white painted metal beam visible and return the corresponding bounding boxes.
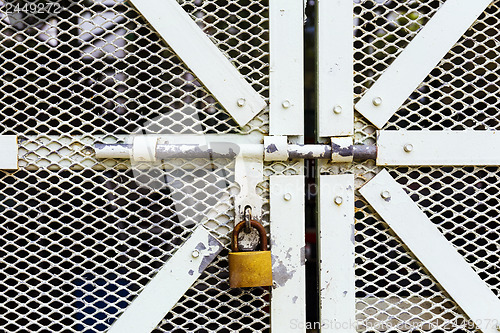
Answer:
[318,175,356,332]
[359,170,500,333]
[270,175,306,332]
[128,0,266,127]
[355,0,492,129]
[269,0,304,135]
[107,226,224,333]
[317,0,353,137]
[0,135,18,170]
[377,130,500,166]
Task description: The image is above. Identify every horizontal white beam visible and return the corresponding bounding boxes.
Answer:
[129,0,266,127]
[377,130,500,166]
[108,226,223,333]
[317,0,353,137]
[269,0,304,135]
[359,170,500,333]
[319,175,356,333]
[355,0,492,129]
[0,135,18,170]
[270,175,306,332]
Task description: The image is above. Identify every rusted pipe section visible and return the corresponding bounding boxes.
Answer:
[95,143,132,159]
[353,144,377,161]
[287,144,332,159]
[95,143,377,161]
[156,143,242,159]
[287,143,376,161]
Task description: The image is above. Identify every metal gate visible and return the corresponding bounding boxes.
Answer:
[0,0,499,332]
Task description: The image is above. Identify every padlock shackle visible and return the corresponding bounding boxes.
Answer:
[232,220,268,252]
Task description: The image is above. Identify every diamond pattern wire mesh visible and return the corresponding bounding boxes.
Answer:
[324,0,500,331]
[0,0,282,332]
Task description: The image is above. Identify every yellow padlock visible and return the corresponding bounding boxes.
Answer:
[228,219,273,288]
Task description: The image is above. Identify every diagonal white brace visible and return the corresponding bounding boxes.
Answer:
[318,175,356,332]
[359,170,500,333]
[107,226,224,333]
[355,0,493,129]
[377,130,500,166]
[128,0,266,127]
[270,175,306,332]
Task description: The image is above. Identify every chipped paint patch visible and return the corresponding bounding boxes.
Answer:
[272,257,296,287]
[351,224,355,245]
[300,246,306,266]
[198,234,224,274]
[266,143,278,153]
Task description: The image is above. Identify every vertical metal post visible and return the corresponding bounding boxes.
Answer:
[270,175,306,332]
[269,0,304,135]
[317,0,353,137]
[319,175,356,332]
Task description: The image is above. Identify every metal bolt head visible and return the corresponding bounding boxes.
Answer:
[372,97,382,106]
[191,250,200,258]
[403,143,414,153]
[283,193,292,201]
[282,100,291,109]
[333,105,342,114]
[380,190,391,200]
[334,196,343,205]
[237,98,246,107]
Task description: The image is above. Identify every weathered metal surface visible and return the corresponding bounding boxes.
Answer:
[287,144,333,160]
[377,130,500,166]
[264,136,289,161]
[355,0,493,129]
[331,137,354,163]
[96,140,379,162]
[0,0,277,331]
[132,135,158,162]
[108,226,224,333]
[128,0,266,127]
[317,0,353,137]
[318,174,356,333]
[352,144,377,161]
[228,251,273,288]
[269,0,304,135]
[229,220,272,288]
[231,220,268,252]
[359,170,500,333]
[270,175,306,332]
[234,149,264,226]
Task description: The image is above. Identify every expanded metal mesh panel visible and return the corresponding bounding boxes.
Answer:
[339,0,500,331]
[0,0,281,332]
[0,0,270,169]
[0,158,304,332]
